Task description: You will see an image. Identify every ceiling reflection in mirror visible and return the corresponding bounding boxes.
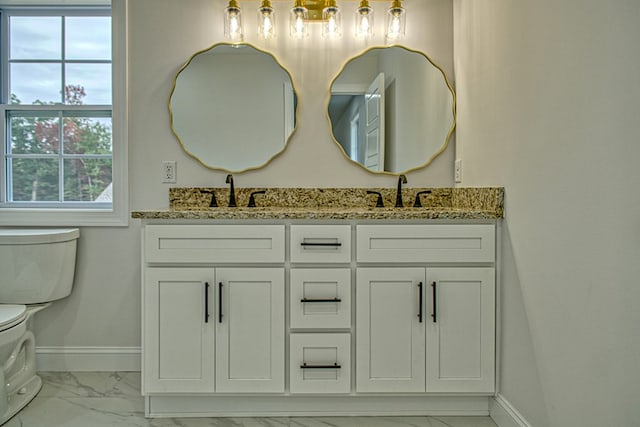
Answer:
[170,43,297,172]
[328,46,455,174]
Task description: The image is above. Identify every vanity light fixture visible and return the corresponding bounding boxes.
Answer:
[222,0,407,42]
[258,0,276,39]
[224,0,244,41]
[385,0,406,43]
[355,0,374,39]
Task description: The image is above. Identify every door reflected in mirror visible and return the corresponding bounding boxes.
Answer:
[170,43,297,172]
[328,46,455,174]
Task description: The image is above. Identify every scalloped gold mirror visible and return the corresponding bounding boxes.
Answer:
[328,46,455,174]
[169,43,297,172]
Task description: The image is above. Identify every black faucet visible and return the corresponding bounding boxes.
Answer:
[225,174,236,207]
[395,174,407,207]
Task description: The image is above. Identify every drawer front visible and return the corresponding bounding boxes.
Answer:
[290,269,351,329]
[145,225,285,263]
[357,224,495,263]
[290,225,352,263]
[290,333,351,394]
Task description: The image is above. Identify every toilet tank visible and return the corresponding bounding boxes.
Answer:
[0,229,79,304]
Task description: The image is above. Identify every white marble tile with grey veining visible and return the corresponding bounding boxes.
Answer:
[38,371,141,398]
[5,372,497,427]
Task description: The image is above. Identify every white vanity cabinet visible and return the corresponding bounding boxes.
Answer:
[140,221,498,417]
[142,225,285,394]
[144,267,215,393]
[356,224,496,394]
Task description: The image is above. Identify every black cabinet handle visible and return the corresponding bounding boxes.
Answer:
[300,242,342,247]
[204,282,210,323]
[418,282,423,323]
[300,363,341,369]
[300,298,342,303]
[218,282,224,323]
[431,281,437,323]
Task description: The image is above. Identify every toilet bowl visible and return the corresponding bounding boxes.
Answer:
[0,229,79,424]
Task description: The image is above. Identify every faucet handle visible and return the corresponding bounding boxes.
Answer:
[413,190,432,208]
[366,190,385,208]
[199,190,218,207]
[247,190,266,208]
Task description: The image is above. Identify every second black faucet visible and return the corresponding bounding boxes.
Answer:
[395,174,407,208]
[225,174,236,207]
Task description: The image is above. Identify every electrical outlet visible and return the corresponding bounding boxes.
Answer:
[162,161,176,183]
[454,159,462,183]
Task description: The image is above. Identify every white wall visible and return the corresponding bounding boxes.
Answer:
[454,1,640,426]
[34,0,455,359]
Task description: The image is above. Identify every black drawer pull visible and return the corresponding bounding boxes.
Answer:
[418,282,423,323]
[218,282,224,323]
[431,281,437,323]
[205,282,210,323]
[300,298,342,303]
[300,363,341,369]
[300,242,342,247]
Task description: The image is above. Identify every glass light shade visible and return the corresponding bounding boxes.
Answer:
[224,5,244,41]
[290,5,309,39]
[355,4,374,39]
[322,5,342,39]
[257,4,276,39]
[385,4,406,43]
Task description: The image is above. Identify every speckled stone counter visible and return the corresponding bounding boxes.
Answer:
[131,187,503,220]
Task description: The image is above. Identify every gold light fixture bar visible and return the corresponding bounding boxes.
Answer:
[273,0,390,21]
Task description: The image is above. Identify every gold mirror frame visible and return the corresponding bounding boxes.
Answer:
[327,45,456,176]
[169,42,299,173]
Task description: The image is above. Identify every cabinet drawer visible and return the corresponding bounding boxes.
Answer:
[290,269,351,329]
[290,333,351,394]
[145,225,285,263]
[290,225,351,263]
[357,224,495,263]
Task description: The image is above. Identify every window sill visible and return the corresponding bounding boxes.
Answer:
[0,208,128,227]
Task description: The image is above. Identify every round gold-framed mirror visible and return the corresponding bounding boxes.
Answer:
[169,42,297,172]
[328,45,455,175]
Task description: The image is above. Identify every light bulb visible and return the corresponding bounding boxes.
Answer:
[224,1,243,41]
[355,1,374,39]
[290,4,308,39]
[385,1,406,43]
[322,4,342,39]
[258,1,276,39]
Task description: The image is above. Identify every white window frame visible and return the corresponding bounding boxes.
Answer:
[0,0,127,226]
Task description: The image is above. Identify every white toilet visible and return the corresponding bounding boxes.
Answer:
[0,228,79,424]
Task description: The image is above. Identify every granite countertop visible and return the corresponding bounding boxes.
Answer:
[131,187,504,220]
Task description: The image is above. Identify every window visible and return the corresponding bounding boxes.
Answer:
[0,0,127,226]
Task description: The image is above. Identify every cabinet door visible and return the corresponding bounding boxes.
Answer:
[356,268,426,392]
[215,268,285,393]
[426,268,495,393]
[143,268,214,393]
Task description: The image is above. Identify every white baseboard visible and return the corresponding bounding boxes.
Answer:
[490,394,532,427]
[148,395,490,418]
[36,346,141,372]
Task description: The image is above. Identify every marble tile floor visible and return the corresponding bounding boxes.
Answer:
[4,372,498,427]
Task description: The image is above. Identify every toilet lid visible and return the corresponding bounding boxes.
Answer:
[0,305,27,332]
